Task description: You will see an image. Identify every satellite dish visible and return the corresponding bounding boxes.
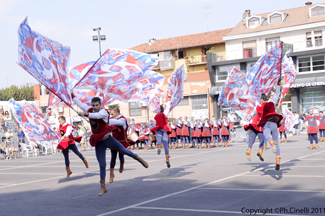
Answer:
[184,74,188,81]
[242,12,247,20]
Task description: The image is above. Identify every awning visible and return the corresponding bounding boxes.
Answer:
[291,76,325,88]
[209,86,223,96]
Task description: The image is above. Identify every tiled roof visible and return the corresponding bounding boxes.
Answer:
[227,3,325,37]
[130,28,232,53]
[163,71,209,85]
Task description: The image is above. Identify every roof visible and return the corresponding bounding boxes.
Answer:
[226,3,325,37]
[163,71,209,85]
[130,28,232,53]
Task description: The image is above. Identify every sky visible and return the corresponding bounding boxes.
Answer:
[0,0,311,89]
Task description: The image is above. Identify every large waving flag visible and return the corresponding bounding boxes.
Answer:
[164,65,185,115]
[247,42,283,99]
[282,107,295,130]
[146,88,164,113]
[9,99,60,141]
[74,48,159,102]
[18,18,72,107]
[277,51,297,108]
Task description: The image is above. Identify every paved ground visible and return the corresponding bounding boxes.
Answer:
[1,133,325,216]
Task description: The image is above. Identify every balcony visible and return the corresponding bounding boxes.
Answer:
[185,55,207,66]
[152,59,175,71]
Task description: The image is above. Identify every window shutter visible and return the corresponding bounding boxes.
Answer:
[314,31,322,37]
[243,40,257,48]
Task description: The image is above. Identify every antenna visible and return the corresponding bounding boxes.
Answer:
[203,5,212,32]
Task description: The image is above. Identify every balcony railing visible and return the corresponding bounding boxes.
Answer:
[185,55,207,65]
[152,59,175,71]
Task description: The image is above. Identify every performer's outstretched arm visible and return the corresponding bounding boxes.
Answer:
[72,96,91,112]
[109,118,126,129]
[72,96,109,121]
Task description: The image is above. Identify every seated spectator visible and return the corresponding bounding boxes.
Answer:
[4,111,11,121]
[0,137,7,160]
[5,128,14,145]
[30,141,46,154]
[0,117,5,133]
[2,137,15,159]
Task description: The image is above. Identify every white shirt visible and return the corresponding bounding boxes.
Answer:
[109,114,127,130]
[294,114,299,124]
[73,97,109,123]
[62,123,73,137]
[228,114,236,122]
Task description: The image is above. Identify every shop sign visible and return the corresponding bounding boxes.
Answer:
[291,81,325,88]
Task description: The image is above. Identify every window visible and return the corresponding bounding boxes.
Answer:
[298,55,325,73]
[243,40,257,58]
[306,32,313,47]
[266,37,280,51]
[216,64,240,82]
[314,31,323,46]
[301,87,325,112]
[312,6,324,16]
[158,51,173,71]
[248,17,259,27]
[191,95,208,110]
[270,13,282,23]
[129,102,142,116]
[178,96,189,106]
[178,51,184,59]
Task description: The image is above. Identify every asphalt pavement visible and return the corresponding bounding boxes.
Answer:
[1,133,325,216]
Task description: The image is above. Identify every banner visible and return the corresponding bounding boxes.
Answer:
[74,48,158,102]
[164,65,185,115]
[282,107,295,130]
[278,51,298,107]
[18,17,72,107]
[9,98,60,141]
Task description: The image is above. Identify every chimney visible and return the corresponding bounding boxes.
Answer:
[305,1,312,5]
[245,10,251,17]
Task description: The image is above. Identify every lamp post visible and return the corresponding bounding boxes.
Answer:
[92,27,106,57]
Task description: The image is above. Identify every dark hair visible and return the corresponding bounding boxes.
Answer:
[320,111,323,114]
[260,93,267,102]
[112,107,120,114]
[58,116,66,121]
[91,97,101,104]
[160,105,164,113]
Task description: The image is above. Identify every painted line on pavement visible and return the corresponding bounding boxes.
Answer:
[195,187,325,193]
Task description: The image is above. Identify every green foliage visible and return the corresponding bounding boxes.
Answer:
[206,50,215,54]
[0,84,34,101]
[107,103,120,110]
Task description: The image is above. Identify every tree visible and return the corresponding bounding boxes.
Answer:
[0,84,34,101]
[107,104,120,110]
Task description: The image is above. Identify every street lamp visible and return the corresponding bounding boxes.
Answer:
[92,27,106,57]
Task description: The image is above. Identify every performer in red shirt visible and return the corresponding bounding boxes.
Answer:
[306,109,319,150]
[211,118,220,147]
[317,111,325,142]
[138,125,150,150]
[57,116,88,179]
[107,107,132,184]
[202,118,212,149]
[244,114,265,162]
[279,118,287,143]
[248,77,282,170]
[73,95,148,196]
[195,120,203,149]
[151,105,172,168]
[221,117,230,147]
[168,120,177,149]
[176,117,183,149]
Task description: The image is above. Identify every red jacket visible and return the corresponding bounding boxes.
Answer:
[151,113,171,134]
[168,124,177,138]
[256,102,283,128]
[202,122,211,137]
[111,115,130,148]
[306,115,319,134]
[57,124,82,150]
[317,115,325,130]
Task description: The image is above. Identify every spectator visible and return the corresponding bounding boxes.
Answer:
[0,116,5,133]
[5,128,14,145]
[299,111,306,131]
[78,123,87,151]
[0,137,7,159]
[293,111,300,135]
[17,128,25,143]
[3,134,16,159]
[4,111,11,121]
[228,111,237,142]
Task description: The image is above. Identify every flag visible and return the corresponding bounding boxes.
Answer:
[164,65,185,115]
[74,48,159,102]
[277,51,297,108]
[282,107,295,130]
[9,98,60,141]
[18,17,72,106]
[146,88,164,113]
[247,42,283,99]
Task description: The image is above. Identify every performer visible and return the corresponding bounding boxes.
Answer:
[195,120,203,149]
[176,117,183,149]
[149,120,156,148]
[317,111,325,142]
[181,117,191,149]
[108,107,130,184]
[306,109,319,150]
[135,123,141,150]
[138,125,150,150]
[127,122,136,150]
[190,120,197,148]
[151,105,172,168]
[168,120,177,149]
[220,116,230,147]
[211,118,221,147]
[244,114,265,162]
[248,77,282,170]
[57,116,89,179]
[279,118,287,143]
[72,95,148,196]
[202,118,212,149]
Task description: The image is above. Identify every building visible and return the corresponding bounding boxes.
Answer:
[207,1,325,118]
[129,28,232,121]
